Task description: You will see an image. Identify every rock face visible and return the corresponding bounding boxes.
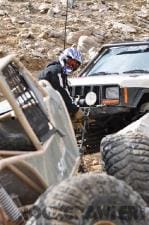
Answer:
[0,0,148,73]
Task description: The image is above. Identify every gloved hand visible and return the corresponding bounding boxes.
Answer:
[73,108,84,121]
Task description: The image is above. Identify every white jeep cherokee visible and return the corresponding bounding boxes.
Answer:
[68,41,149,151]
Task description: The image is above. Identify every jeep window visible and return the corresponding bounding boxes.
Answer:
[86,45,149,76]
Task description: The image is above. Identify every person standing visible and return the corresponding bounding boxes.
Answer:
[38,47,84,121]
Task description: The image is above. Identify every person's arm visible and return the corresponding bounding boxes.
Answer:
[57,86,79,114]
[39,66,79,114]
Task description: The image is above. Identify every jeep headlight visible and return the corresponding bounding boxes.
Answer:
[105,87,119,99]
[85,92,97,106]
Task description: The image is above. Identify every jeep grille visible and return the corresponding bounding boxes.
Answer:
[70,85,101,106]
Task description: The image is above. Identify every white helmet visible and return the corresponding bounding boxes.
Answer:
[59,47,82,67]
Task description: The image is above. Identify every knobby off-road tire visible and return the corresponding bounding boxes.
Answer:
[26,173,148,225]
[101,132,149,205]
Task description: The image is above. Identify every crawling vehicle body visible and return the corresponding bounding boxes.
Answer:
[68,41,149,151]
[0,55,80,224]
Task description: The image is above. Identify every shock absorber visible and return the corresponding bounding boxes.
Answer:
[0,184,24,224]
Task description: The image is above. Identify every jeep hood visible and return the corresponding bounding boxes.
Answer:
[68,74,149,88]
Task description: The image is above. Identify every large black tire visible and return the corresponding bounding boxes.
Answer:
[101,132,149,205]
[26,173,148,225]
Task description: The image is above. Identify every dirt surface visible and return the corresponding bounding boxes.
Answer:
[0,0,149,74]
[80,152,104,173]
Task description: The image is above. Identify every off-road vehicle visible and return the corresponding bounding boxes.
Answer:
[68,41,149,151]
[0,54,80,224]
[0,54,149,225]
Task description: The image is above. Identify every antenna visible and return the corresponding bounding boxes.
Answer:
[64,0,69,50]
[64,0,75,50]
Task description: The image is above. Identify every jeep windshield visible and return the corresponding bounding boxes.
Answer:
[85,45,149,76]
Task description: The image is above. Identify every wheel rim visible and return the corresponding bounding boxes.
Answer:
[94,221,117,225]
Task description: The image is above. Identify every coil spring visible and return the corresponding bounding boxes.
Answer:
[0,184,24,223]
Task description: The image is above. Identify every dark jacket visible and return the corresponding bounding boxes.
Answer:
[39,61,79,114]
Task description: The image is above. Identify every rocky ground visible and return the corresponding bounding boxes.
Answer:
[79,152,103,173]
[0,0,149,75]
[0,0,149,172]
